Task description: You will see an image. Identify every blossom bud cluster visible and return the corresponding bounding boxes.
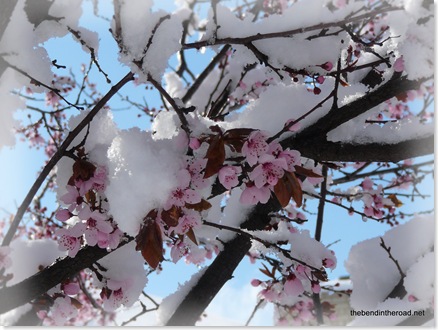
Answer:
[55,160,123,257]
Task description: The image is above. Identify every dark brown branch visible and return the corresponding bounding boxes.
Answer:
[165,198,281,325]
[1,71,134,247]
[291,135,434,163]
[182,7,401,50]
[379,237,405,278]
[0,239,132,314]
[182,45,231,104]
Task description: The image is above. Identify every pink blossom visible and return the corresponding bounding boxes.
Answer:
[284,274,304,297]
[334,0,347,8]
[218,165,241,190]
[278,149,301,172]
[60,185,82,211]
[56,223,86,257]
[56,209,72,222]
[102,279,130,312]
[164,169,202,210]
[174,210,201,235]
[0,246,12,270]
[323,257,336,269]
[408,294,418,302]
[251,279,262,287]
[240,184,271,205]
[187,158,209,189]
[62,281,80,295]
[285,118,302,132]
[170,241,189,263]
[362,177,374,191]
[393,56,405,73]
[92,166,107,192]
[320,61,333,71]
[239,80,247,90]
[260,288,278,302]
[311,281,321,294]
[242,130,269,166]
[249,154,288,188]
[50,296,78,325]
[189,137,201,150]
[316,75,325,84]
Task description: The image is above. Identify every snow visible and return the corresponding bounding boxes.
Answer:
[156,267,207,325]
[345,214,434,323]
[0,69,25,147]
[105,128,184,236]
[93,241,148,311]
[7,239,66,286]
[328,115,434,145]
[225,82,331,135]
[116,1,187,81]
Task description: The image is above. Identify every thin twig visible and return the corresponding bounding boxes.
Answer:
[245,298,264,326]
[379,237,405,278]
[1,71,134,247]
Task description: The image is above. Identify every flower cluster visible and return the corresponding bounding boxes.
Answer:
[55,157,123,257]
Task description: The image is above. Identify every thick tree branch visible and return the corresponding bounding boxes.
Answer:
[291,135,434,162]
[165,197,281,325]
[0,239,132,314]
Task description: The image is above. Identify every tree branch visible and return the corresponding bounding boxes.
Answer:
[0,239,132,314]
[1,71,134,247]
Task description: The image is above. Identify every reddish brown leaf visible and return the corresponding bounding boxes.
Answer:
[135,211,163,269]
[72,159,96,182]
[285,172,303,207]
[70,297,83,309]
[223,128,254,153]
[339,79,349,87]
[185,199,212,212]
[161,206,182,227]
[312,269,329,282]
[185,228,198,246]
[294,165,323,178]
[273,176,292,207]
[259,263,274,278]
[204,135,225,178]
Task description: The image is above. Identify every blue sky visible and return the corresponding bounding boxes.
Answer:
[0,0,434,325]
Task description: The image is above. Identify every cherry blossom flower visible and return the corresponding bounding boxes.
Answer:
[187,158,209,189]
[50,296,78,325]
[0,246,12,270]
[189,137,201,150]
[311,281,321,294]
[173,210,201,235]
[393,56,405,72]
[240,184,271,205]
[284,274,304,297]
[362,177,374,191]
[62,281,80,295]
[170,241,189,263]
[164,169,201,210]
[218,165,241,190]
[78,207,114,247]
[249,154,288,188]
[56,209,73,222]
[102,279,130,312]
[242,130,269,166]
[60,185,83,211]
[56,223,87,257]
[278,149,301,172]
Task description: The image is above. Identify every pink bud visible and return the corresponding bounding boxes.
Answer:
[408,294,418,302]
[251,279,262,287]
[284,274,304,296]
[189,137,201,150]
[323,258,336,269]
[321,61,333,71]
[316,76,325,84]
[311,281,321,294]
[63,282,80,295]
